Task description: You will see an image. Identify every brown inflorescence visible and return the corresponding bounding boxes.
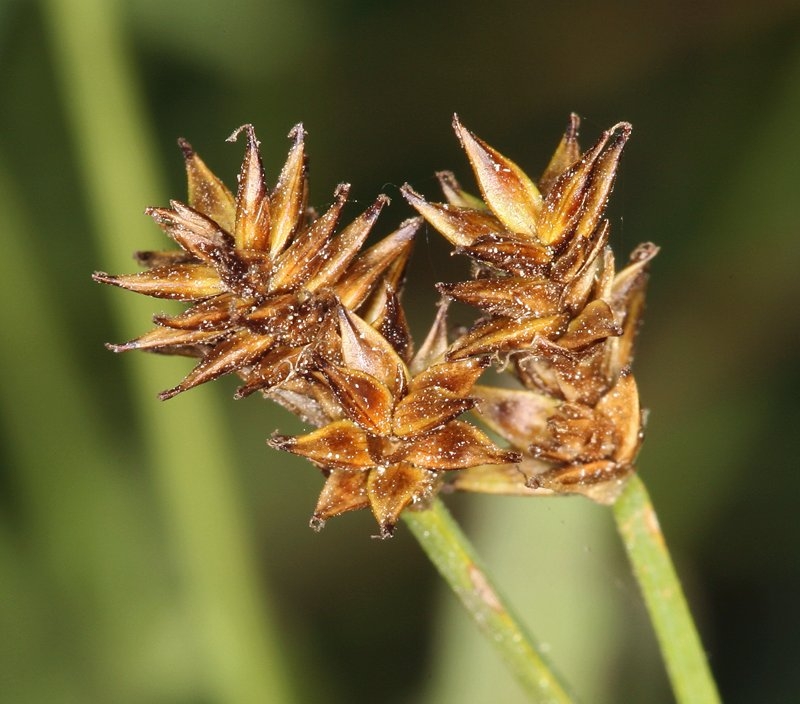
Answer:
[269,303,519,537]
[95,116,656,534]
[404,114,657,504]
[94,124,417,400]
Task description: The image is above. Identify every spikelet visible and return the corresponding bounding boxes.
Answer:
[405,115,657,504]
[94,125,417,400]
[269,302,518,537]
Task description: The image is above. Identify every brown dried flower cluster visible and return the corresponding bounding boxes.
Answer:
[269,303,519,535]
[94,125,416,400]
[95,116,655,535]
[404,114,657,504]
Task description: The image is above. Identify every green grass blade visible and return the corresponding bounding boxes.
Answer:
[40,0,296,700]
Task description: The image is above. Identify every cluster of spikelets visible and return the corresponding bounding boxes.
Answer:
[94,115,657,537]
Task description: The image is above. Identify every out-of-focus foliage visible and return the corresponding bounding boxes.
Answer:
[1,0,798,702]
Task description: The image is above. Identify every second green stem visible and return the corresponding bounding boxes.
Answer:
[613,475,721,704]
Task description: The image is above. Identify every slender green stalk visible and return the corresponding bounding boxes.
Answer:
[613,475,721,704]
[41,0,295,701]
[404,499,574,704]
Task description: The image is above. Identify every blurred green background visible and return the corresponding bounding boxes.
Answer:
[1,0,799,702]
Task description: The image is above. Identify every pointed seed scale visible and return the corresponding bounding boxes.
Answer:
[228,123,271,252]
[538,112,581,195]
[452,114,542,238]
[268,123,307,256]
[178,137,236,232]
[305,193,390,292]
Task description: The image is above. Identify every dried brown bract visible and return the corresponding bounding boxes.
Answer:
[94,124,417,399]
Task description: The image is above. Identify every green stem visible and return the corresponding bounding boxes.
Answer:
[613,475,721,704]
[41,0,295,701]
[404,499,574,704]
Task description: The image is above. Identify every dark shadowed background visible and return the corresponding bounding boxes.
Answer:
[1,1,799,702]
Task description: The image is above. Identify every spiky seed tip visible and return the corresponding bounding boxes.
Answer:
[177,137,194,158]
